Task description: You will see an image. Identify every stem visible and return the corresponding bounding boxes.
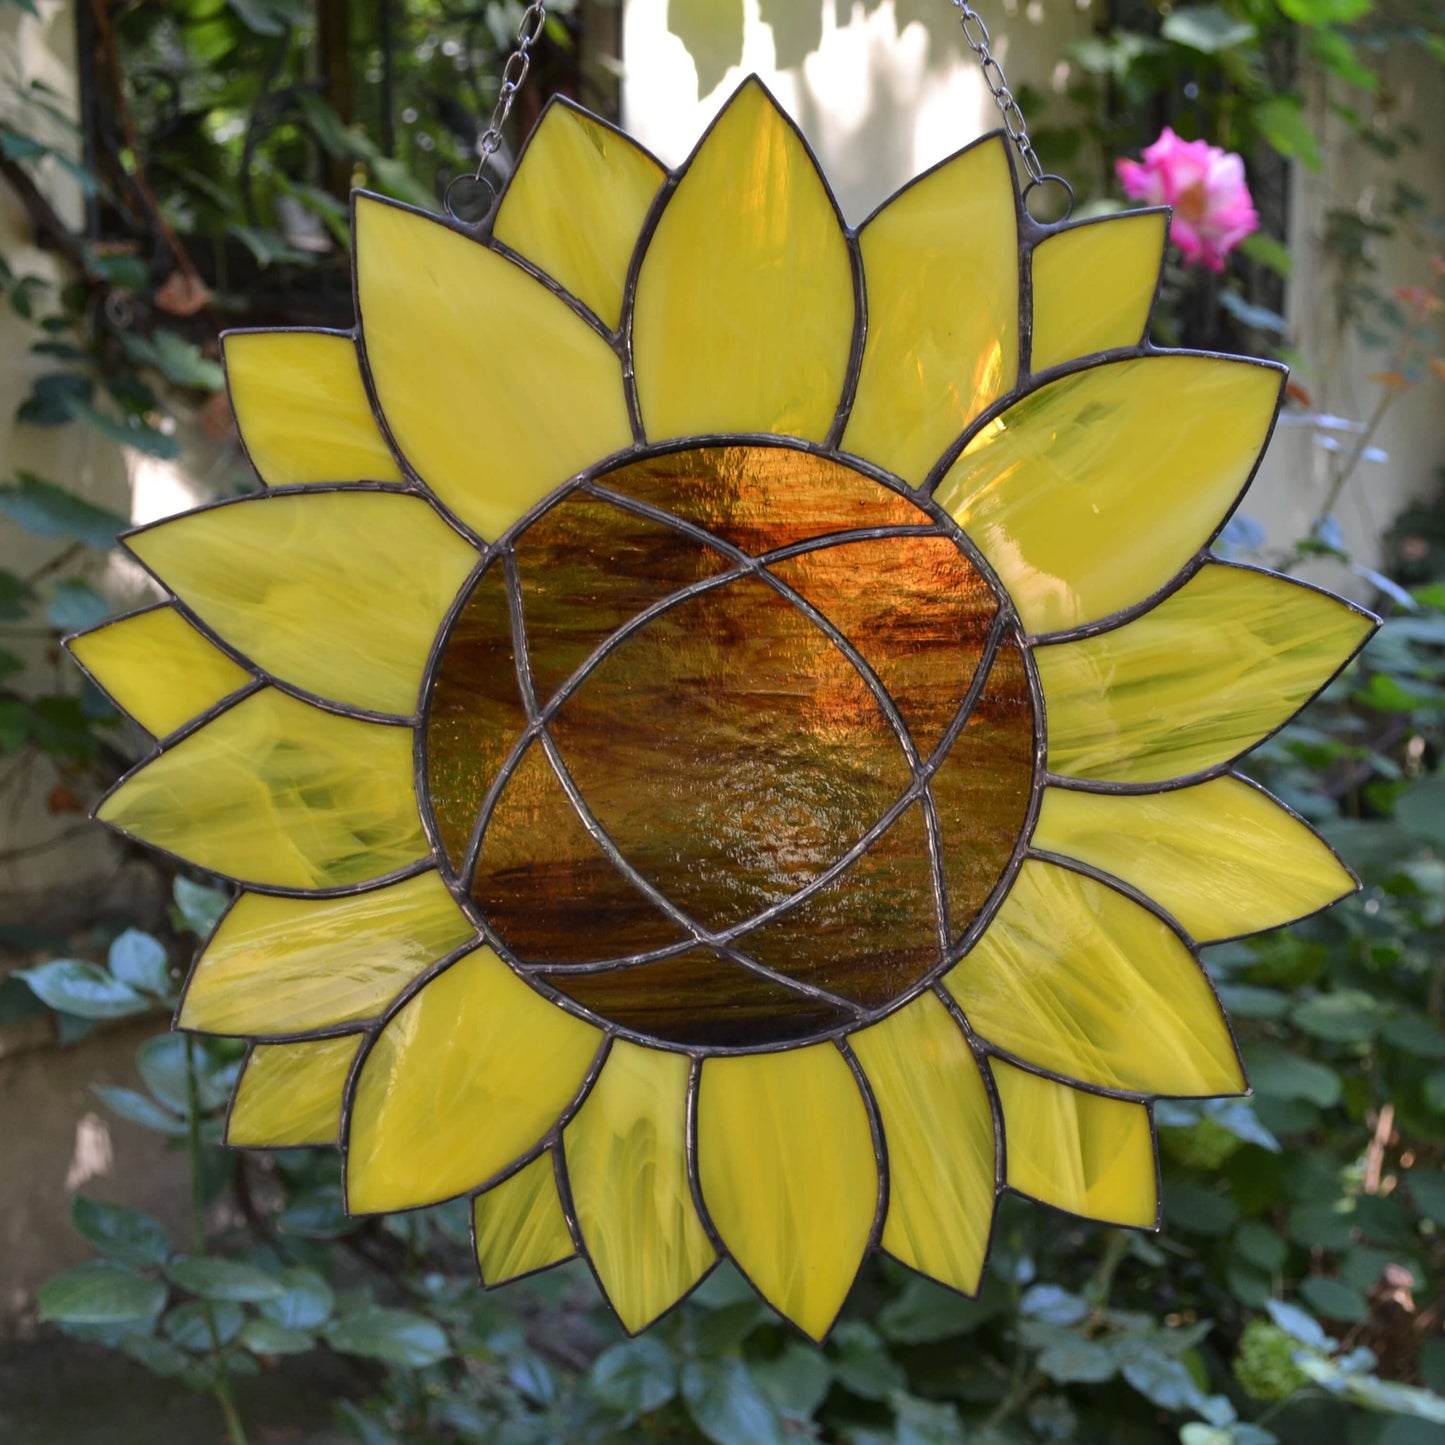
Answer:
[1088,1229,1130,1308]
[184,1035,249,1445]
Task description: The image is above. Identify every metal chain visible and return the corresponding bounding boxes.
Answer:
[475,2,547,171]
[951,0,1070,216]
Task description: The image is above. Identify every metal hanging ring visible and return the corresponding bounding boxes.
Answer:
[444,171,498,224]
[1022,173,1075,224]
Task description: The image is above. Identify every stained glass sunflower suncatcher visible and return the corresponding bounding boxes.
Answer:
[69,78,1376,1341]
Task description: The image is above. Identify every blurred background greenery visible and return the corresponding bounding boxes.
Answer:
[2,0,1445,1442]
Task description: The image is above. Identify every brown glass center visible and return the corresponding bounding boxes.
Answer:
[424,444,1036,1051]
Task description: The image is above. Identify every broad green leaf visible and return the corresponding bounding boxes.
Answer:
[108,930,172,997]
[257,1267,334,1329]
[1292,990,1384,1043]
[1406,1170,1445,1224]
[1161,5,1255,52]
[173,877,229,937]
[752,1342,832,1419]
[878,1275,1004,1343]
[589,1337,677,1419]
[167,1255,285,1303]
[17,959,150,1019]
[1241,1045,1342,1107]
[92,1084,186,1135]
[1037,1334,1118,1384]
[1254,97,1323,168]
[1277,0,1373,23]
[71,1196,170,1267]
[47,579,108,632]
[1121,1351,1206,1412]
[239,1317,314,1355]
[681,1358,785,1445]
[1021,1285,1090,1325]
[1233,1222,1287,1272]
[122,331,224,391]
[830,1321,905,1401]
[38,1261,167,1325]
[1300,1275,1368,1322]
[163,1298,245,1350]
[325,1307,451,1367]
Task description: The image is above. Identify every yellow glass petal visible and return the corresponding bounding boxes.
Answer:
[356,195,631,542]
[1029,211,1166,374]
[841,137,1018,487]
[97,689,425,891]
[936,355,1282,633]
[632,78,854,443]
[67,604,251,739]
[1038,562,1375,784]
[180,872,476,1036]
[473,1151,576,1284]
[564,1040,716,1333]
[493,100,665,331]
[346,946,601,1213]
[850,992,995,1295]
[697,1043,877,1340]
[1032,778,1356,943]
[127,491,478,717]
[945,859,1244,1097]
[223,330,403,487]
[991,1059,1157,1227]
[226,1034,362,1147]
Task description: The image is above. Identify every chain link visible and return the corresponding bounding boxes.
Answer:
[475,3,546,170]
[950,0,1049,190]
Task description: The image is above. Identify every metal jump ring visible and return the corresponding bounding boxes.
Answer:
[444,172,498,224]
[1022,172,1075,223]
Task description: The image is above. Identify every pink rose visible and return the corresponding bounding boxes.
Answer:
[1115,127,1259,272]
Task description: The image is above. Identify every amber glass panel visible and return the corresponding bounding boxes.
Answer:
[930,639,1036,941]
[223,330,403,488]
[1038,562,1375,785]
[1029,212,1166,374]
[767,534,998,753]
[426,565,529,868]
[697,1043,878,1341]
[180,872,476,1036]
[946,860,1245,1097]
[473,1151,575,1284]
[1032,778,1355,942]
[842,137,1019,486]
[493,100,665,330]
[68,604,251,739]
[740,803,939,1009]
[355,195,632,541]
[851,992,995,1294]
[474,742,689,965]
[99,689,425,891]
[936,355,1283,633]
[538,949,855,1048]
[227,1035,361,1147]
[346,946,601,1213]
[515,493,732,705]
[992,1060,1157,1227]
[596,445,929,556]
[128,489,479,716]
[563,1041,716,1331]
[631,79,854,442]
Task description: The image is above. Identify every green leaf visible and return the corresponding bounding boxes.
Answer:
[83,247,149,290]
[1239,233,1294,278]
[92,1084,186,1134]
[589,1337,677,1419]
[324,1306,451,1367]
[137,1034,232,1115]
[173,876,229,937]
[1021,1285,1091,1325]
[681,1358,785,1445]
[38,1261,167,1325]
[877,1275,1003,1343]
[1166,1184,1239,1235]
[1253,97,1323,169]
[1406,1170,1445,1224]
[1276,0,1373,23]
[108,930,172,997]
[1292,989,1384,1043]
[122,331,225,391]
[1217,983,1291,1019]
[830,1322,905,1400]
[752,1342,832,1419]
[1265,1298,1333,1349]
[120,1332,199,1380]
[17,959,150,1019]
[1382,1012,1445,1058]
[1161,5,1256,52]
[0,473,127,550]
[71,1196,170,1267]
[239,1317,314,1355]
[229,224,314,268]
[891,1391,968,1445]
[1037,1334,1118,1383]
[47,578,108,632]
[1300,1275,1368,1322]
[167,1255,285,1303]
[1396,776,1445,844]
[1234,1222,1287,1272]
[257,1267,334,1329]
[163,1298,245,1350]
[1121,1351,1206,1412]
[1241,1045,1342,1107]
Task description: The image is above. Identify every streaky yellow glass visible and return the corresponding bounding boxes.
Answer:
[127,490,479,717]
[473,1151,576,1284]
[226,1034,362,1147]
[223,330,403,488]
[841,136,1018,487]
[1029,212,1166,374]
[697,1042,877,1341]
[355,196,632,541]
[632,78,854,444]
[564,1040,716,1332]
[936,355,1282,634]
[180,872,476,1036]
[945,859,1244,1097]
[67,604,251,739]
[494,100,665,331]
[850,992,995,1295]
[346,946,601,1213]
[97,689,425,891]
[1038,562,1375,784]
[991,1059,1157,1227]
[1032,778,1356,942]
